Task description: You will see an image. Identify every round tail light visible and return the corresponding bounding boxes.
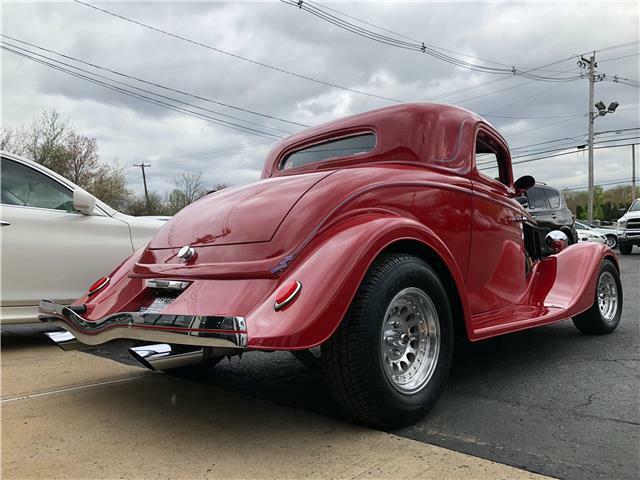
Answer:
[274,280,302,311]
[88,276,110,296]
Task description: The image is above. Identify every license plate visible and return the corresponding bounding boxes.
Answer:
[139,296,175,314]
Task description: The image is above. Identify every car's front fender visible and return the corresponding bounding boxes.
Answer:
[245,211,470,350]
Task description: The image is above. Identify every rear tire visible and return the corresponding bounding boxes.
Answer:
[323,254,454,429]
[619,244,632,255]
[572,259,623,334]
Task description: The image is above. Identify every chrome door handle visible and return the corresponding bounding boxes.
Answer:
[511,216,527,223]
[0,220,10,226]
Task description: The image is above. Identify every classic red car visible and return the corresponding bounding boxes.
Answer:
[40,103,623,428]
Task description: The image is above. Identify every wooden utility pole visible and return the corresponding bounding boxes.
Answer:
[633,144,637,203]
[133,163,151,213]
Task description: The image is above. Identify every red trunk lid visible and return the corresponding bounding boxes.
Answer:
[148,171,331,249]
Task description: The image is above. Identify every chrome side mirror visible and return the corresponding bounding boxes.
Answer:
[545,230,569,254]
[73,188,96,215]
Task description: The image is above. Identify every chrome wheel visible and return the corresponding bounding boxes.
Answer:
[605,236,617,248]
[380,287,440,394]
[597,271,618,322]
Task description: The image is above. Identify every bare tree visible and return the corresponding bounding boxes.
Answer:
[0,127,29,155]
[88,164,131,212]
[176,172,206,204]
[166,172,206,213]
[65,133,99,186]
[25,109,70,173]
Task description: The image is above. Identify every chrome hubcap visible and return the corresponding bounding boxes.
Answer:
[380,287,440,394]
[597,271,618,322]
[606,236,616,248]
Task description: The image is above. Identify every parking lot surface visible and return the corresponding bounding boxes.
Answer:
[2,252,638,479]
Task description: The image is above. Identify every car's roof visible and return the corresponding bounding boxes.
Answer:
[262,103,499,178]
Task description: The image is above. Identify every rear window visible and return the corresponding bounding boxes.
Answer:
[544,188,561,209]
[280,133,376,171]
[526,187,548,210]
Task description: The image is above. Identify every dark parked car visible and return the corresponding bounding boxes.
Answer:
[517,184,577,245]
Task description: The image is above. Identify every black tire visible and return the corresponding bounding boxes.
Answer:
[605,235,617,249]
[323,253,454,429]
[290,348,322,371]
[619,244,632,255]
[572,259,623,335]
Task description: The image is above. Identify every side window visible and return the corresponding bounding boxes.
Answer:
[526,187,548,210]
[280,133,376,170]
[1,158,74,211]
[475,132,509,185]
[544,188,561,209]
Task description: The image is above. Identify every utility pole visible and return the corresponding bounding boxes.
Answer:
[633,144,637,203]
[585,52,596,224]
[133,163,151,213]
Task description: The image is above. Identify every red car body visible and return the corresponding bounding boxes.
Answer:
[41,103,617,349]
[40,103,622,426]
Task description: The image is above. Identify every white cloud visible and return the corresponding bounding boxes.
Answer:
[2,1,638,195]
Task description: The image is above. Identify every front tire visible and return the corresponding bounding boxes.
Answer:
[572,259,623,334]
[619,244,632,255]
[323,254,454,429]
[605,235,617,248]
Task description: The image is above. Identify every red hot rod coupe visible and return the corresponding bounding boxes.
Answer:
[40,103,623,428]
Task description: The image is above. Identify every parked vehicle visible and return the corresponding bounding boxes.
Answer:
[575,225,607,244]
[575,221,620,248]
[0,151,164,324]
[39,104,623,428]
[617,199,640,255]
[516,184,577,246]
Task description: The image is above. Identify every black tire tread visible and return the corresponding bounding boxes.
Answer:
[323,253,446,427]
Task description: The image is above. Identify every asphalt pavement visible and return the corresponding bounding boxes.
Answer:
[2,251,638,479]
[174,250,640,480]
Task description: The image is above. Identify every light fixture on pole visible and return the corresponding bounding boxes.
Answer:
[586,97,619,223]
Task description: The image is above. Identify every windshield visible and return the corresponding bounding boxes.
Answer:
[629,199,640,212]
[575,222,590,230]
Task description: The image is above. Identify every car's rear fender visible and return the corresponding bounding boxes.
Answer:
[245,211,471,350]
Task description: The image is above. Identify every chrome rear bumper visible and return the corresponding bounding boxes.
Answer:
[38,300,248,350]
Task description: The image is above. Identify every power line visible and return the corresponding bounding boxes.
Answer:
[1,34,308,129]
[1,44,285,139]
[283,0,587,81]
[562,178,633,191]
[72,0,406,103]
[479,141,640,170]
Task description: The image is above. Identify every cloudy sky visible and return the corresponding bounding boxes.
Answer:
[2,1,639,196]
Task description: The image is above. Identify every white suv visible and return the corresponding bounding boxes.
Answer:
[0,151,165,324]
[617,199,640,255]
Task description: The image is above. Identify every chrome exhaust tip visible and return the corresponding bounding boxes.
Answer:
[44,331,89,351]
[128,343,204,371]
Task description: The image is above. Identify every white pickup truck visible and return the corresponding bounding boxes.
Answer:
[617,199,640,255]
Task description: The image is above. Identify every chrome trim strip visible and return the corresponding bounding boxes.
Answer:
[146,279,191,291]
[39,300,247,349]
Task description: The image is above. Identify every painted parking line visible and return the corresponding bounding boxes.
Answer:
[0,375,148,404]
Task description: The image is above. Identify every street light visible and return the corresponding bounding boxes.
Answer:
[587,98,619,223]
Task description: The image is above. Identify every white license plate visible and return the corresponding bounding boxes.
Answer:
[139,296,175,314]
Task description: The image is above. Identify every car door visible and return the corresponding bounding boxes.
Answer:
[0,157,134,324]
[467,127,529,315]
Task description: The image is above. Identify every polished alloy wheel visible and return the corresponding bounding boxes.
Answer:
[605,236,617,248]
[597,271,618,322]
[380,287,440,394]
